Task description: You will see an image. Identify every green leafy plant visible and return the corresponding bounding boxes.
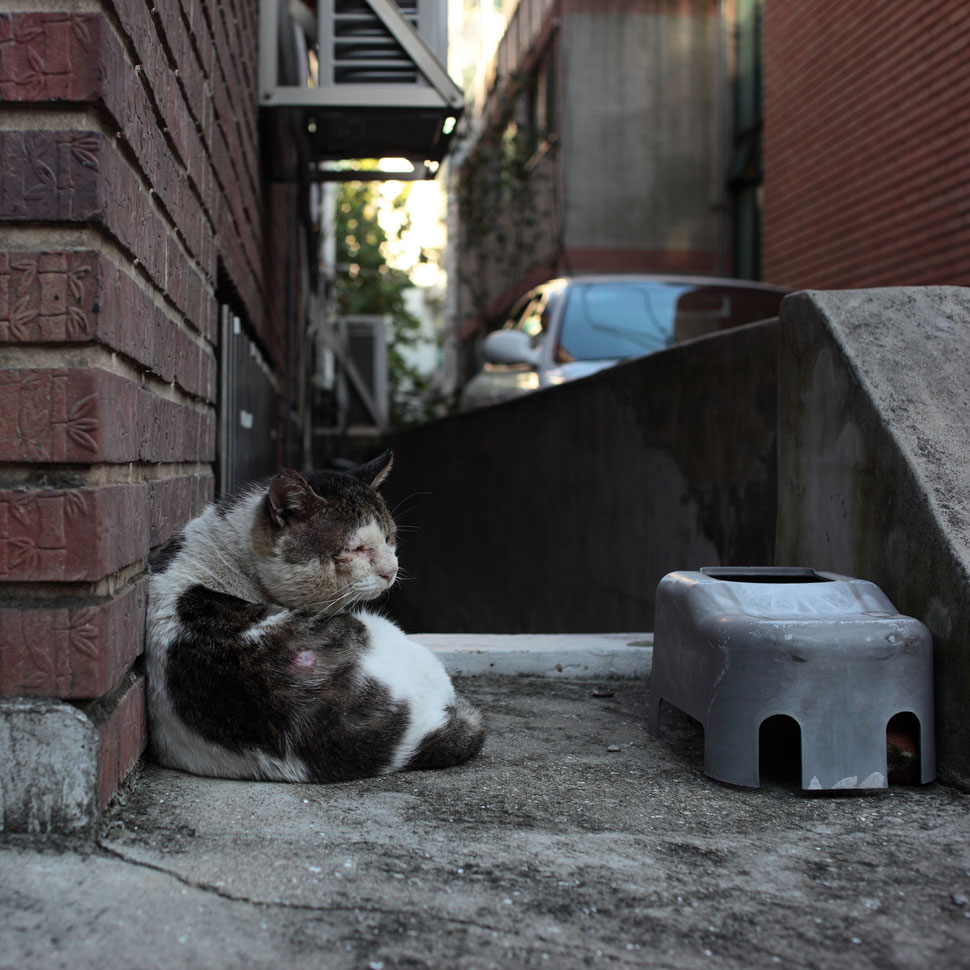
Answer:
[333,179,445,427]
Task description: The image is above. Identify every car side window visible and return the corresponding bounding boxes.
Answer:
[518,291,556,349]
[506,291,543,339]
[505,292,538,331]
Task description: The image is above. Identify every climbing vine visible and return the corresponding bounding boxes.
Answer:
[333,179,445,427]
[454,73,555,322]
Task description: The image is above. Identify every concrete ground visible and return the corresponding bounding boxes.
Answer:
[2,638,970,970]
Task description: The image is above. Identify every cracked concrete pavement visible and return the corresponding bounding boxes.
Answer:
[3,676,970,970]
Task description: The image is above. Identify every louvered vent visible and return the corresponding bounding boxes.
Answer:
[333,0,419,85]
[259,0,462,174]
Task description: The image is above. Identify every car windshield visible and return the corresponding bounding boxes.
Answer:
[556,281,785,361]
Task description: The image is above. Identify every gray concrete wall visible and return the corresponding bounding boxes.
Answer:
[385,319,779,634]
[562,7,716,256]
[776,288,970,788]
[388,286,970,783]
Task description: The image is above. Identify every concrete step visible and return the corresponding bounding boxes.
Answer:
[419,632,653,678]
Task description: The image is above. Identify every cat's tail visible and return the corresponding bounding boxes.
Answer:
[403,695,486,772]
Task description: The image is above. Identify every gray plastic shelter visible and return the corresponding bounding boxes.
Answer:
[648,568,936,790]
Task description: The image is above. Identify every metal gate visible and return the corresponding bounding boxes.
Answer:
[217,306,282,496]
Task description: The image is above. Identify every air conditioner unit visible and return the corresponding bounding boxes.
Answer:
[341,314,389,430]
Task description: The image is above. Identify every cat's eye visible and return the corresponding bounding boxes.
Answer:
[335,544,366,560]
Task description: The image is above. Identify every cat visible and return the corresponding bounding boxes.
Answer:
[145,451,484,782]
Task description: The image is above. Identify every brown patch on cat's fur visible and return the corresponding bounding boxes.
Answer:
[256,468,393,564]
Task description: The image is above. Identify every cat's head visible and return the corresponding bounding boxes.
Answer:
[252,451,398,612]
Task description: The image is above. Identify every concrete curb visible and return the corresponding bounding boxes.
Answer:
[418,632,653,678]
[0,698,98,835]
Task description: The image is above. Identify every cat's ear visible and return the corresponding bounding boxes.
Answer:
[266,468,316,527]
[353,450,394,489]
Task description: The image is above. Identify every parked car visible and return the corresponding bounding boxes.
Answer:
[459,275,790,409]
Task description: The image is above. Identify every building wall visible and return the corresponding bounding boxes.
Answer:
[763,1,970,289]
[0,1,285,829]
[561,2,717,275]
[454,0,720,345]
[450,0,562,338]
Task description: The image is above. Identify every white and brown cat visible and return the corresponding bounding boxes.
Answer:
[145,451,484,782]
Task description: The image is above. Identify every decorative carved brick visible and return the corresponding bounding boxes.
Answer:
[0,251,218,403]
[0,581,147,699]
[0,484,148,582]
[0,368,215,463]
[0,13,104,102]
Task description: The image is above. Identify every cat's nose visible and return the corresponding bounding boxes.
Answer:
[379,567,397,583]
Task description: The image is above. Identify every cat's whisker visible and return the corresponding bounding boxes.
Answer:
[389,489,430,512]
[388,491,430,526]
[298,581,369,626]
[301,597,352,627]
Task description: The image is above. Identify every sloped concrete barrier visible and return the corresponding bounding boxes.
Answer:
[777,287,970,787]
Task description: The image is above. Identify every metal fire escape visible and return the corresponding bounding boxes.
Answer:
[259,0,464,180]
[257,1,464,459]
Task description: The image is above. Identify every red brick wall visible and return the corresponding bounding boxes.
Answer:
[0,2,267,813]
[763,1,970,289]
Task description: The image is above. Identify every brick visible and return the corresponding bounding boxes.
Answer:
[149,474,214,546]
[96,674,147,809]
[0,367,130,462]
[0,484,148,582]
[0,581,146,699]
[0,129,166,286]
[0,368,215,463]
[0,250,217,402]
[764,0,970,288]
[0,13,104,102]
